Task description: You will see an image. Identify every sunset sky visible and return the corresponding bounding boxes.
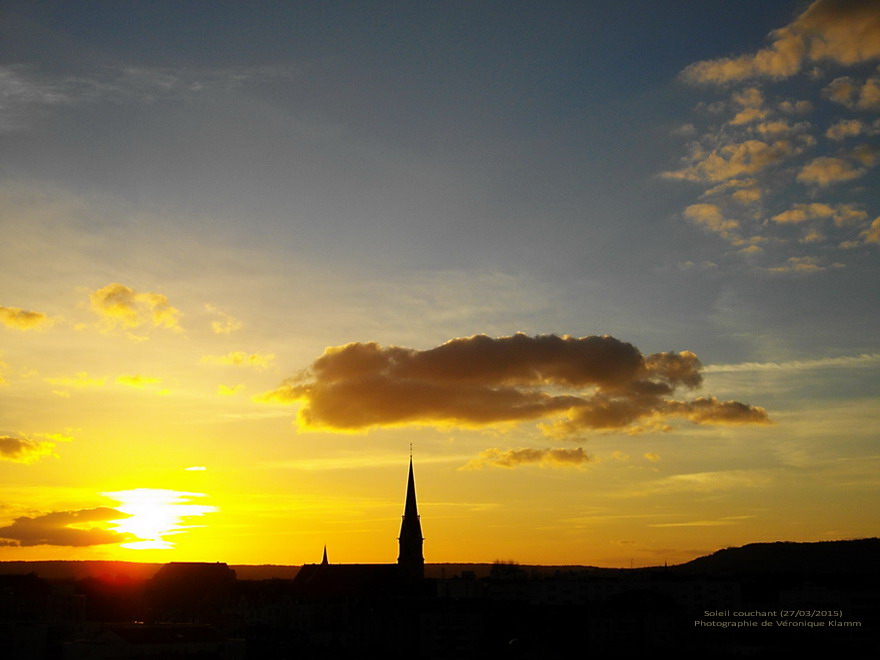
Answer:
[2,0,878,568]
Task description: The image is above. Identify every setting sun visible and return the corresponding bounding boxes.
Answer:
[104,489,217,551]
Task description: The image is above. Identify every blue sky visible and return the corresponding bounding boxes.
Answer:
[1,1,878,566]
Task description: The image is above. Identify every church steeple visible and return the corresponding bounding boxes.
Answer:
[397,456,424,579]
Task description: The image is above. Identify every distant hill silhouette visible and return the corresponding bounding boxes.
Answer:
[2,538,877,580]
[674,538,880,575]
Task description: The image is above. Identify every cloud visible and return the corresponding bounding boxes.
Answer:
[204,303,243,335]
[704,352,880,373]
[667,1,880,268]
[861,216,880,243]
[0,507,134,547]
[684,203,739,240]
[0,306,50,330]
[663,139,796,183]
[825,119,864,140]
[89,283,181,334]
[771,202,867,224]
[116,374,162,388]
[260,334,769,437]
[681,0,880,84]
[823,75,880,110]
[0,435,56,464]
[461,447,589,470]
[766,255,841,273]
[0,63,295,132]
[218,383,245,396]
[200,351,274,369]
[797,156,866,186]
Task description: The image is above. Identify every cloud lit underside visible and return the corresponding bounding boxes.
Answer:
[665,0,880,272]
[260,334,769,436]
[0,507,133,547]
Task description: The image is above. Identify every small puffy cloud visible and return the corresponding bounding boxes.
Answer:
[824,75,880,110]
[116,374,162,388]
[796,156,866,186]
[731,187,762,204]
[0,435,56,464]
[730,107,768,125]
[0,507,134,547]
[850,143,880,167]
[663,139,796,183]
[89,283,181,334]
[862,217,880,243]
[770,202,864,225]
[200,351,274,369]
[261,334,769,437]
[218,383,245,396]
[684,203,739,236]
[767,255,832,273]
[462,447,589,470]
[644,452,661,462]
[205,303,242,335]
[682,0,880,84]
[826,119,864,140]
[0,306,50,330]
[738,245,763,256]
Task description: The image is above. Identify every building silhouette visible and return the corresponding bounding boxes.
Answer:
[292,457,426,594]
[286,457,428,656]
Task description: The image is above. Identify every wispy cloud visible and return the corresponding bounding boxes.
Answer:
[649,515,756,528]
[461,447,589,470]
[0,63,295,132]
[705,353,880,373]
[204,303,243,335]
[201,351,274,369]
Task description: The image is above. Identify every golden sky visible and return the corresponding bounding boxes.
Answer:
[2,0,879,567]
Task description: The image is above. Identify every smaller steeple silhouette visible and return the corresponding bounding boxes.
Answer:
[321,544,328,565]
[397,456,424,580]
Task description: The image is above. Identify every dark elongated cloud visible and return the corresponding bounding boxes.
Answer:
[0,435,59,464]
[462,447,589,470]
[0,305,50,330]
[261,334,769,436]
[0,508,134,547]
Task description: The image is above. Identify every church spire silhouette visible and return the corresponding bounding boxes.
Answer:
[397,455,424,579]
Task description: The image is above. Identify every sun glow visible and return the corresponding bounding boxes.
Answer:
[104,489,218,550]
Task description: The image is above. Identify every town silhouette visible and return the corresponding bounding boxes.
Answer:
[2,458,878,658]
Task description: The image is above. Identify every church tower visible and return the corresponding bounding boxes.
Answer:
[397,457,424,580]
